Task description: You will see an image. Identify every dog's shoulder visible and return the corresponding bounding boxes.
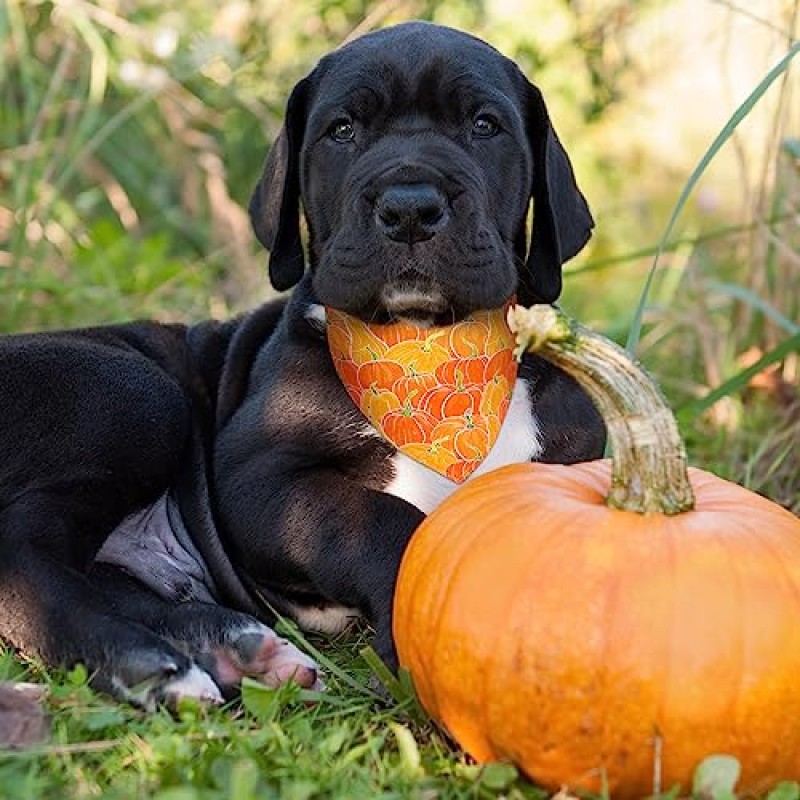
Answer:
[217,279,395,476]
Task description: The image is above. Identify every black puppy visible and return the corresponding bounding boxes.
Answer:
[0,22,604,707]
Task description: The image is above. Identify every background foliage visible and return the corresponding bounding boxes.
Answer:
[0,1,798,794]
[3,1,798,509]
[6,0,797,510]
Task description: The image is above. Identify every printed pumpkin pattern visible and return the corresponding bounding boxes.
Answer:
[326,304,518,482]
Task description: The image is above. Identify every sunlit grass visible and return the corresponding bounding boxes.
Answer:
[1,0,798,797]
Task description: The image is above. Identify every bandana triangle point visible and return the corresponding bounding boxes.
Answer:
[326,303,518,482]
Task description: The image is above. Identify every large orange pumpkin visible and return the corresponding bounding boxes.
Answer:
[393,304,800,799]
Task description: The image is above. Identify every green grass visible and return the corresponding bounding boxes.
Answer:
[3,632,800,800]
[1,0,799,796]
[0,637,542,800]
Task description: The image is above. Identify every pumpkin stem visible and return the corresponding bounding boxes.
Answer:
[508,305,695,515]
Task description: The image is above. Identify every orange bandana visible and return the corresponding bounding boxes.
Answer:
[326,304,518,482]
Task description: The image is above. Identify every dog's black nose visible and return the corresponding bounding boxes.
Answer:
[375,184,449,243]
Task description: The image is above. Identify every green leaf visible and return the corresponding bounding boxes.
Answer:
[359,647,428,721]
[318,727,349,757]
[152,790,200,800]
[228,759,259,800]
[239,677,279,722]
[66,664,89,687]
[644,785,682,800]
[388,722,423,777]
[766,783,800,800]
[479,762,519,790]
[692,754,741,799]
[281,779,319,800]
[80,707,127,732]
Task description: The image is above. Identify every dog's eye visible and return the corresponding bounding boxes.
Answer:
[472,114,499,138]
[329,119,356,143]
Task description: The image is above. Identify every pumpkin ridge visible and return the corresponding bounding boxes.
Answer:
[441,483,554,762]
[590,533,632,790]
[478,495,592,773]
[715,523,747,753]
[755,515,800,614]
[704,518,800,779]
[652,515,678,795]
[443,494,507,761]
[739,517,800,768]
[400,496,498,741]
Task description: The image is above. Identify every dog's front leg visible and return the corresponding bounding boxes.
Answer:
[214,452,425,669]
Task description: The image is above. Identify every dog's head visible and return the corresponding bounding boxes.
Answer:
[250,21,593,324]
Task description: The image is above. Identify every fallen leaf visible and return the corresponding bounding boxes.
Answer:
[0,681,51,749]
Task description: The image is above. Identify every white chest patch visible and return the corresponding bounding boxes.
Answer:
[382,379,542,514]
[285,602,362,636]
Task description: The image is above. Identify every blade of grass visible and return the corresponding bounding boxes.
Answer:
[70,11,110,105]
[10,32,77,244]
[679,330,800,416]
[625,41,800,355]
[65,9,111,165]
[704,279,800,335]
[271,616,384,701]
[42,53,224,229]
[3,0,36,129]
[568,210,800,277]
[359,648,422,709]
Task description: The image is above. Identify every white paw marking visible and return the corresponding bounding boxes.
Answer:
[285,602,361,636]
[112,663,222,710]
[161,664,223,705]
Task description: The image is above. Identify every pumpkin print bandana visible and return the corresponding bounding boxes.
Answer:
[326,304,518,482]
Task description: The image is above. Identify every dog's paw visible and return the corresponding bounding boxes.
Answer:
[199,622,323,695]
[157,664,224,708]
[103,649,223,711]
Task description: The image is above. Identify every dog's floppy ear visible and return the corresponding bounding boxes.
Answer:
[521,83,594,305]
[249,77,310,292]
